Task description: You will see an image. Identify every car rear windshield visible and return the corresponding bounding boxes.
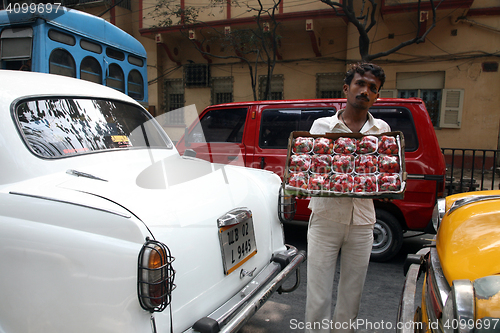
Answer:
[16,98,173,158]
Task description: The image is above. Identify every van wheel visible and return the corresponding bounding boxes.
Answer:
[371,209,403,262]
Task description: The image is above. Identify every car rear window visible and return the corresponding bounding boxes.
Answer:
[369,107,418,152]
[259,108,337,149]
[15,98,173,158]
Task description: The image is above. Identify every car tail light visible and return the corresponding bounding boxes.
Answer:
[138,239,175,312]
[278,187,296,223]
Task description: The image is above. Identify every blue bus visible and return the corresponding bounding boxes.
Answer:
[0,7,148,106]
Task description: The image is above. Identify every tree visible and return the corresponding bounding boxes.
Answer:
[151,0,283,101]
[320,0,436,62]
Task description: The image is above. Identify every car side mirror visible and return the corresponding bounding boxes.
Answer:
[183,149,197,158]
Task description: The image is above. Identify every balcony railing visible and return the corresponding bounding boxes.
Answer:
[441,148,500,195]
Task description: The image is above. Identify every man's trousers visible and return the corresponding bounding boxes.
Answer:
[305,213,374,333]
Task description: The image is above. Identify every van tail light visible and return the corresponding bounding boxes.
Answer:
[138,239,176,312]
[437,176,445,198]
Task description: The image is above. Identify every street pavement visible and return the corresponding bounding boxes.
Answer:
[240,223,432,333]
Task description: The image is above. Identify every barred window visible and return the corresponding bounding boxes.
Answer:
[163,79,185,126]
[259,74,283,101]
[316,73,344,98]
[211,77,233,105]
[397,71,445,127]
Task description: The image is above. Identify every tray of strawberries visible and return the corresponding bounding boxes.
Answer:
[284,130,406,199]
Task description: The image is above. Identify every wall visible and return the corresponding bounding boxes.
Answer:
[137,0,500,150]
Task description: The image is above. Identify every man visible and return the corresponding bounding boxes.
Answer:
[305,63,390,333]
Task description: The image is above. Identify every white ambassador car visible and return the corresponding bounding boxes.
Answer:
[0,70,304,333]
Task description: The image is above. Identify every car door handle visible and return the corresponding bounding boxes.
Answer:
[260,157,265,169]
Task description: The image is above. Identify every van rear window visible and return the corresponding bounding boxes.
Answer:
[260,108,336,149]
[188,107,248,143]
[369,107,418,152]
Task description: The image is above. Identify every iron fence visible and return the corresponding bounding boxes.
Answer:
[441,148,500,195]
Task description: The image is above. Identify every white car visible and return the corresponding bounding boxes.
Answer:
[0,70,305,333]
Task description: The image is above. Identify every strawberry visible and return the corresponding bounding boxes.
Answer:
[356,136,378,154]
[313,137,334,154]
[288,172,309,189]
[378,135,399,155]
[308,174,332,191]
[292,137,314,153]
[353,175,377,192]
[378,173,402,192]
[355,155,378,174]
[289,154,311,172]
[331,174,353,193]
[378,155,400,173]
[332,154,354,173]
[311,155,333,174]
[334,137,356,154]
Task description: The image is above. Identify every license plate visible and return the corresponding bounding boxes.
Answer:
[219,219,257,275]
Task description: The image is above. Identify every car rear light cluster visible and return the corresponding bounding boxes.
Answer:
[278,187,296,223]
[138,239,176,312]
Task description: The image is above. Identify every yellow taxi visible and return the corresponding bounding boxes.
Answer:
[398,190,500,333]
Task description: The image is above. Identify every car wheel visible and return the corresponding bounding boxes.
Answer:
[370,209,403,262]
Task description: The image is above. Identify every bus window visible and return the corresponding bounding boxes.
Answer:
[80,39,102,54]
[107,63,124,92]
[128,70,143,100]
[49,49,76,78]
[0,27,33,69]
[48,29,76,46]
[128,55,143,67]
[106,47,124,61]
[80,56,102,84]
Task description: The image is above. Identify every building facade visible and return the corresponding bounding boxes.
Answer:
[35,0,500,153]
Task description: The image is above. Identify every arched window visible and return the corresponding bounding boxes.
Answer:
[106,63,124,92]
[80,56,102,84]
[49,49,76,78]
[128,70,143,100]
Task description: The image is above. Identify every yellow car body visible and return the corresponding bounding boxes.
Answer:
[398,190,500,333]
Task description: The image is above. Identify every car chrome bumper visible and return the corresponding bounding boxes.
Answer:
[397,247,430,333]
[186,245,306,333]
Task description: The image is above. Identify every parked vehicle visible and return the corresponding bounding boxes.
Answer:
[0,70,305,333]
[176,98,446,261]
[398,190,500,333]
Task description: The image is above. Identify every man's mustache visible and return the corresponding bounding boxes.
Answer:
[356,95,369,101]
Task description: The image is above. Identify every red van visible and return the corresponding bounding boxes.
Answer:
[176,98,446,261]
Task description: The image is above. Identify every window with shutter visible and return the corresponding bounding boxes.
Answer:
[439,89,464,128]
